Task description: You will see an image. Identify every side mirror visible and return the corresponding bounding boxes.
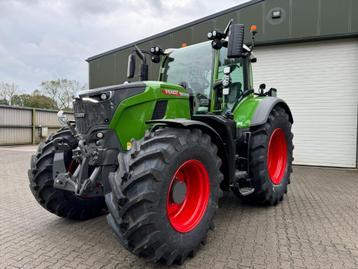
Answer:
[127,53,136,78]
[227,24,244,58]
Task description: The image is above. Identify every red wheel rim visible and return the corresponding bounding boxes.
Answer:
[267,128,288,185]
[166,159,210,233]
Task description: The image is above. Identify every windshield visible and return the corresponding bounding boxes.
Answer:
[161,42,213,112]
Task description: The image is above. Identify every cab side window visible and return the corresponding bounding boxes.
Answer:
[218,49,244,109]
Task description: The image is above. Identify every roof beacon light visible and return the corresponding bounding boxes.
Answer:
[250,25,257,34]
[250,25,257,50]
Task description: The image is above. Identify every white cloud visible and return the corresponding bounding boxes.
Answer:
[0,0,248,92]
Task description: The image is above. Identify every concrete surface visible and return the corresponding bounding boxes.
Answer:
[1,146,358,269]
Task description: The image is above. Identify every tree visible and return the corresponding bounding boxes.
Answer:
[41,79,86,110]
[0,99,8,105]
[11,94,30,107]
[11,92,58,109]
[40,80,60,104]
[30,91,58,109]
[0,82,18,105]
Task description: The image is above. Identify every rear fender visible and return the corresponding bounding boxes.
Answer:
[251,97,293,127]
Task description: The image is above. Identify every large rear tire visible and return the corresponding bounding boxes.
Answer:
[28,128,107,220]
[106,128,223,265]
[233,106,294,205]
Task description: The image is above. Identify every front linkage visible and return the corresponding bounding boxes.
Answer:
[52,121,100,196]
[51,112,118,198]
[52,138,101,197]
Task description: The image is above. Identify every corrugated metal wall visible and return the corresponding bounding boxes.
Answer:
[0,128,32,145]
[0,106,73,145]
[37,110,65,128]
[252,38,358,167]
[0,106,32,127]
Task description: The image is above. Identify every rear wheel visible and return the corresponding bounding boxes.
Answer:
[106,128,223,265]
[233,106,294,205]
[28,128,107,220]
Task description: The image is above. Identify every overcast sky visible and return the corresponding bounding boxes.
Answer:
[0,0,249,92]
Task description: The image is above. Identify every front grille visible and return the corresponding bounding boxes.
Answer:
[73,99,112,134]
[74,82,146,135]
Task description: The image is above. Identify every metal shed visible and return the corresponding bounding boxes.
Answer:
[86,0,358,168]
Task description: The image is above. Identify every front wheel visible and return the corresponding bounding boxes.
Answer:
[233,106,294,205]
[105,128,223,265]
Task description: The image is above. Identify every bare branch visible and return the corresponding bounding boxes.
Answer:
[0,82,19,105]
[40,79,85,110]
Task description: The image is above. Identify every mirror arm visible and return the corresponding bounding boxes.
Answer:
[223,19,234,37]
[134,45,146,63]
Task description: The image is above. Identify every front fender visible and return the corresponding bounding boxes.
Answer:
[146,119,224,146]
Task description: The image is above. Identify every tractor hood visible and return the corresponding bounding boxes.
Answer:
[74,82,146,134]
[78,81,146,100]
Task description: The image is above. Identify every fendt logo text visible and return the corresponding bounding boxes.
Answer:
[161,89,189,97]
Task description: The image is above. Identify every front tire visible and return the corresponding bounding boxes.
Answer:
[106,128,223,265]
[233,106,294,205]
[28,128,107,220]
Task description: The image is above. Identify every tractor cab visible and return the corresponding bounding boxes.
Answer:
[129,21,257,117]
[160,41,253,115]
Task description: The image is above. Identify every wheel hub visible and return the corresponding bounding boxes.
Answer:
[170,180,187,204]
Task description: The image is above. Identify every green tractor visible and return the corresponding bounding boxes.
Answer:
[28,21,293,265]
